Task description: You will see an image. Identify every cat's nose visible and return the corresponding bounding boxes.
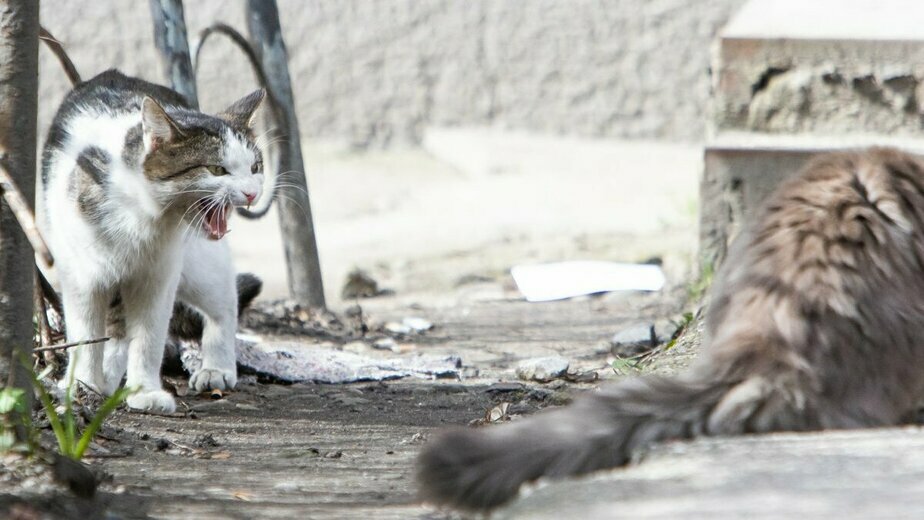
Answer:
[244,192,257,203]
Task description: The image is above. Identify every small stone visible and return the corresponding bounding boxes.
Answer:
[51,454,96,498]
[341,269,380,299]
[384,322,412,334]
[274,481,300,492]
[373,337,399,351]
[610,323,656,356]
[342,341,370,354]
[194,433,220,448]
[515,356,570,382]
[402,317,433,332]
[485,382,525,394]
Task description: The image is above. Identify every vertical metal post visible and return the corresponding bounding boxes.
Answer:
[246,0,326,307]
[148,0,198,107]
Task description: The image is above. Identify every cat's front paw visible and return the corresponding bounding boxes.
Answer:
[189,368,237,392]
[126,389,176,414]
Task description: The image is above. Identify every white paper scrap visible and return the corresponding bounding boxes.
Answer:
[511,261,665,302]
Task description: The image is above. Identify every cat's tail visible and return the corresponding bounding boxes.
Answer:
[417,370,819,511]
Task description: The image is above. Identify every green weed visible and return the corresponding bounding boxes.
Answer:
[1,354,134,461]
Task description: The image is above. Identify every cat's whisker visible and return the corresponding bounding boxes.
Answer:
[181,196,217,240]
[190,197,223,240]
[162,189,213,215]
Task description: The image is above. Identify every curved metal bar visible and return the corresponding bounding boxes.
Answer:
[192,23,283,219]
[39,26,81,86]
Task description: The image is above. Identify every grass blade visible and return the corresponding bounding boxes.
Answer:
[73,386,133,460]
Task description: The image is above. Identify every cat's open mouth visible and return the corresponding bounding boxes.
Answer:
[199,201,231,240]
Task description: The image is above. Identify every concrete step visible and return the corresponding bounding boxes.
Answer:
[712,0,924,137]
[700,132,924,265]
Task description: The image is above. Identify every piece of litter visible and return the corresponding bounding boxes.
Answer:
[236,339,461,383]
[471,402,511,426]
[487,402,510,422]
[231,490,252,501]
[511,261,666,302]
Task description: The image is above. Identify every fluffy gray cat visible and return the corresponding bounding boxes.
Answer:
[417,147,924,510]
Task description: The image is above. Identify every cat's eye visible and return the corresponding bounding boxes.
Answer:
[207,165,229,176]
[251,161,262,175]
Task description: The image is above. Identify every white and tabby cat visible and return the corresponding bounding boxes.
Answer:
[42,69,265,413]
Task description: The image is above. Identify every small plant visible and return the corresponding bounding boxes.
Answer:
[687,261,715,301]
[664,311,696,351]
[0,386,29,454]
[22,355,134,461]
[611,355,645,376]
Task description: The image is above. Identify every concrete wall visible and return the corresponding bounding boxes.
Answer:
[39,0,744,148]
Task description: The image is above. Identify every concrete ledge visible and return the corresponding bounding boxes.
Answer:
[700,132,924,265]
[712,0,924,136]
[723,0,924,41]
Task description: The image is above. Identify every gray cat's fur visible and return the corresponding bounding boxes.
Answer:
[417,147,924,510]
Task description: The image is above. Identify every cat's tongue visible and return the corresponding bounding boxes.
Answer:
[203,203,230,240]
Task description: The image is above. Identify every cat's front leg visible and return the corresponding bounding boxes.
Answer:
[122,259,182,414]
[178,238,238,392]
[60,285,109,394]
[188,308,238,393]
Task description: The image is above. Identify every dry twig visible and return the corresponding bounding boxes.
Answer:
[0,153,53,269]
[33,337,110,354]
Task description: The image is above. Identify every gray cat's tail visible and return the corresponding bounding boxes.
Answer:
[418,371,819,511]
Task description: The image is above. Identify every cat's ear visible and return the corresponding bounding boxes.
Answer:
[141,97,181,152]
[219,89,266,131]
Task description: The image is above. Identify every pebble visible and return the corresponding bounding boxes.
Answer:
[485,382,526,394]
[342,341,371,354]
[372,337,399,351]
[274,482,300,492]
[515,356,570,382]
[402,317,433,332]
[384,322,412,334]
[610,323,657,356]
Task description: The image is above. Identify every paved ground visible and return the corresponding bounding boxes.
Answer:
[497,427,924,520]
[5,285,690,519]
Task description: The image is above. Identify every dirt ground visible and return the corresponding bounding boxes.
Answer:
[1,284,694,520]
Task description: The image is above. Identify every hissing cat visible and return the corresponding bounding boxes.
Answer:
[42,70,265,414]
[418,147,924,510]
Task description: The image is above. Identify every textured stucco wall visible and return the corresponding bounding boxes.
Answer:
[38,0,744,148]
